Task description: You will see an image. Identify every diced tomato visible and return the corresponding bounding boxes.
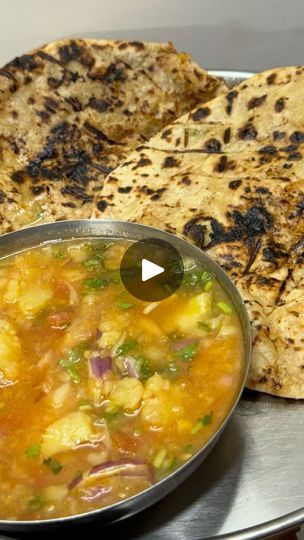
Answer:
[47,311,73,330]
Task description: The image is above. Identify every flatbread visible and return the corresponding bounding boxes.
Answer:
[0,38,225,232]
[94,66,304,399]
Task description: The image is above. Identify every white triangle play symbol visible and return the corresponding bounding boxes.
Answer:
[142,258,165,282]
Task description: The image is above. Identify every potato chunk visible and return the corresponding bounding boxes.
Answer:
[41,411,93,458]
[164,292,213,333]
[19,284,53,317]
[141,373,184,430]
[110,377,144,411]
[0,320,21,381]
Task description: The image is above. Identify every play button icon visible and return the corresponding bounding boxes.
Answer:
[142,259,164,282]
[120,238,184,301]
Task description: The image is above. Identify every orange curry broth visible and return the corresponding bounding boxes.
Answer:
[0,240,244,520]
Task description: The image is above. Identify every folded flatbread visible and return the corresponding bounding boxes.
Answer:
[0,38,225,232]
[94,66,304,398]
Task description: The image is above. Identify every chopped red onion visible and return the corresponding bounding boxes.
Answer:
[68,473,83,491]
[89,355,112,378]
[89,459,152,481]
[80,485,112,501]
[95,328,102,341]
[171,338,198,351]
[124,356,139,378]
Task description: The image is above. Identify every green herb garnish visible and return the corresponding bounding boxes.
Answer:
[153,449,167,468]
[84,277,108,289]
[191,412,213,434]
[53,250,64,260]
[78,399,93,411]
[67,366,81,384]
[136,357,153,379]
[115,300,134,309]
[174,342,198,361]
[217,301,232,315]
[115,339,137,356]
[197,321,211,332]
[83,258,103,271]
[25,444,41,459]
[28,493,46,511]
[43,457,63,475]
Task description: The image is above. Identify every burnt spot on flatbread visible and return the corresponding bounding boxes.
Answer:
[275,268,293,304]
[215,155,235,173]
[183,219,206,248]
[97,200,108,212]
[287,152,302,161]
[44,97,58,114]
[275,97,285,112]
[161,128,172,140]
[226,90,238,115]
[88,97,110,112]
[191,107,210,121]
[8,54,39,72]
[281,144,298,153]
[101,62,128,83]
[290,131,304,143]
[133,157,152,169]
[256,186,271,195]
[118,186,132,193]
[224,127,231,144]
[247,95,267,110]
[229,180,242,190]
[181,175,191,185]
[65,96,82,112]
[259,145,278,155]
[203,138,222,153]
[266,72,277,84]
[238,123,257,140]
[58,41,81,64]
[162,156,180,168]
[243,238,262,274]
[262,245,288,266]
[273,131,285,141]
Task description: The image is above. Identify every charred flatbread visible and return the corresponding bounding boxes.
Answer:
[94,66,304,398]
[0,38,225,232]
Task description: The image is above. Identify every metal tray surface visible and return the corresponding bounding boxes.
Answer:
[1,71,303,540]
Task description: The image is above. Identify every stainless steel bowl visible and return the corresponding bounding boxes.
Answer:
[0,219,251,532]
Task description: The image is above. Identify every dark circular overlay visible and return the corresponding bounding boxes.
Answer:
[120,238,184,302]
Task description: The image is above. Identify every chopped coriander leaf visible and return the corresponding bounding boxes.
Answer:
[204,279,213,291]
[25,444,41,459]
[191,412,213,434]
[84,277,108,290]
[43,457,63,475]
[83,258,103,271]
[115,300,134,309]
[217,301,232,315]
[53,250,64,260]
[174,342,198,361]
[136,357,153,379]
[104,407,120,422]
[182,442,194,453]
[28,493,46,511]
[183,269,213,288]
[197,321,211,332]
[165,360,180,376]
[200,412,213,425]
[67,366,81,384]
[78,399,93,411]
[115,339,138,356]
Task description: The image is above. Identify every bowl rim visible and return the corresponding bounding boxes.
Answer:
[0,219,252,528]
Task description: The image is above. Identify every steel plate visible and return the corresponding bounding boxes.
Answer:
[1,70,303,540]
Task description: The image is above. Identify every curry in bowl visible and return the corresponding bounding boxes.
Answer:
[0,239,244,520]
